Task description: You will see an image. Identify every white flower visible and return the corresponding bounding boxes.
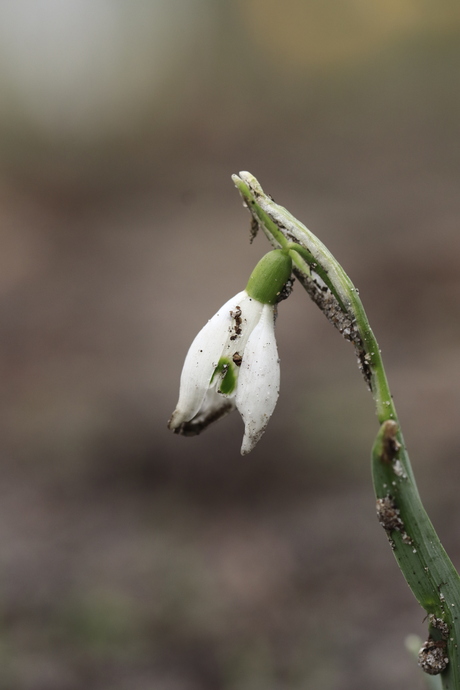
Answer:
[168,290,280,454]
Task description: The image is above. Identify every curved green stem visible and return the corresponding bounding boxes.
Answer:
[231,175,290,250]
[233,171,460,688]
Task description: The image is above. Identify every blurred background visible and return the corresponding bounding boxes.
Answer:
[1,1,460,688]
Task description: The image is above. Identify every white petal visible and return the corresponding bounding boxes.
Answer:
[236,305,280,454]
[217,290,265,362]
[168,290,254,430]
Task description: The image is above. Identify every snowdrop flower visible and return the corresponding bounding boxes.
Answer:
[168,250,293,454]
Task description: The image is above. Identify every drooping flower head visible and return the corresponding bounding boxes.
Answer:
[168,249,293,454]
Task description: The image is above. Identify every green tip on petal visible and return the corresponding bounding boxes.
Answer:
[245,250,293,305]
[211,358,238,395]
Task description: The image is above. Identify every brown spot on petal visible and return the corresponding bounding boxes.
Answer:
[230,306,243,339]
[232,352,242,367]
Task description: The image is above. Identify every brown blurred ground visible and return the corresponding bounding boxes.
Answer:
[1,2,460,689]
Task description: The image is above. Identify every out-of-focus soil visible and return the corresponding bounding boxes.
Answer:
[1,35,460,690]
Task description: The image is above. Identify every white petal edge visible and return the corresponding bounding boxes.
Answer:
[235,305,280,455]
[171,388,236,436]
[169,290,249,430]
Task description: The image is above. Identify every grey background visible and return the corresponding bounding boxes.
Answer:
[1,2,460,688]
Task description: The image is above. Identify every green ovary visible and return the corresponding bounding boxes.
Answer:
[245,249,292,305]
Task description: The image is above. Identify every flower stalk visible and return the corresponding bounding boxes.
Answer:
[232,171,460,688]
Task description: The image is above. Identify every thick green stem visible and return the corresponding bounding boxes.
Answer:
[233,171,460,688]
